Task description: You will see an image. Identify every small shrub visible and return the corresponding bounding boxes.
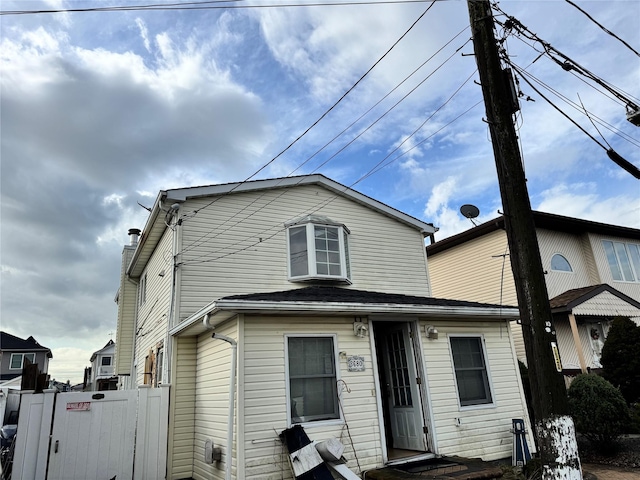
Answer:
[568,373,631,453]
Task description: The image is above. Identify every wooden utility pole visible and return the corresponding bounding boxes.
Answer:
[466,1,581,478]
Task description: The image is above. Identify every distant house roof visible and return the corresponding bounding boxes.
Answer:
[549,284,640,313]
[89,339,115,362]
[170,286,520,337]
[0,332,52,357]
[426,211,640,256]
[128,174,438,278]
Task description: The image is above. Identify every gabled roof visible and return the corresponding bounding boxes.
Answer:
[0,332,52,357]
[549,284,640,314]
[170,286,519,337]
[427,211,640,255]
[128,174,437,277]
[89,339,115,362]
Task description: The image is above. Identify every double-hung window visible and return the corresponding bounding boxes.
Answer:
[603,240,640,282]
[9,353,36,370]
[286,215,350,282]
[449,336,493,407]
[286,335,340,424]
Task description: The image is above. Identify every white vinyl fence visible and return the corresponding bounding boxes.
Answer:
[12,384,169,480]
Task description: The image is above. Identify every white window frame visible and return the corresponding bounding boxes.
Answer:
[139,273,147,305]
[286,220,351,283]
[550,253,573,273]
[284,333,343,427]
[9,352,36,370]
[602,240,640,283]
[448,334,496,411]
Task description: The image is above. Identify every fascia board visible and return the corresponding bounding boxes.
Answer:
[127,191,167,277]
[169,299,518,337]
[215,299,518,318]
[163,174,436,234]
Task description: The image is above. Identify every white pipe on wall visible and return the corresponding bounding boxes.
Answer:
[209,330,237,480]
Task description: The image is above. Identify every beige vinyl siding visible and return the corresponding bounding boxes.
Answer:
[170,336,197,479]
[428,230,517,306]
[134,228,175,385]
[176,184,430,322]
[241,315,382,479]
[420,319,533,461]
[555,320,582,371]
[115,245,137,376]
[537,229,593,298]
[192,321,239,480]
[586,233,640,302]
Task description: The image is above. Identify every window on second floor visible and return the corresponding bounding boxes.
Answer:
[603,240,640,282]
[286,215,350,282]
[139,273,147,306]
[551,254,573,272]
[10,352,36,370]
[101,356,112,366]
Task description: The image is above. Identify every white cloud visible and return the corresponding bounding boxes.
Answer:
[135,17,150,52]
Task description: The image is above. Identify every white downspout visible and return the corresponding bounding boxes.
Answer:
[203,315,236,480]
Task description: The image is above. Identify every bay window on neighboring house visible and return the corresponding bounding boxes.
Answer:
[286,335,340,424]
[449,335,494,408]
[286,215,351,283]
[603,240,640,282]
[10,352,36,370]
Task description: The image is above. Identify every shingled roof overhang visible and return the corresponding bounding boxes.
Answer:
[427,211,640,256]
[170,286,519,337]
[549,284,640,314]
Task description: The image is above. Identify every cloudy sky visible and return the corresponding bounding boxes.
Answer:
[1,0,638,384]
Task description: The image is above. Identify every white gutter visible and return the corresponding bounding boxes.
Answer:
[214,299,519,319]
[203,316,236,480]
[170,299,518,338]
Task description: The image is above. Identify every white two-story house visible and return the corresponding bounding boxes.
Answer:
[114,175,532,480]
[83,340,118,391]
[426,211,640,377]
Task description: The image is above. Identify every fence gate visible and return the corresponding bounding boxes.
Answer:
[12,385,169,480]
[47,390,137,480]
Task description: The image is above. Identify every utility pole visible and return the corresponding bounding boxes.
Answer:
[466,1,581,478]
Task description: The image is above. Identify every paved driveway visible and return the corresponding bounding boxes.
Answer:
[583,464,639,480]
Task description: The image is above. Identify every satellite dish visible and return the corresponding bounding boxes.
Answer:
[460,204,480,219]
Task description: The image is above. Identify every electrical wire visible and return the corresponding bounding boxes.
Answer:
[563,0,640,58]
[492,4,640,112]
[181,39,472,262]
[180,28,469,256]
[1,0,445,16]
[510,62,640,179]
[177,2,439,254]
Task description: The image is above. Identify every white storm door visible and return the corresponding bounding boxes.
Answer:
[382,323,425,451]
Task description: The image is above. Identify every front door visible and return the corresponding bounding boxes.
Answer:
[378,322,426,452]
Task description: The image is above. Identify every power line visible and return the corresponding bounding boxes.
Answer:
[492,4,640,124]
[178,1,438,252]
[563,0,640,58]
[182,91,482,266]
[510,62,640,179]
[1,0,445,16]
[181,38,472,262]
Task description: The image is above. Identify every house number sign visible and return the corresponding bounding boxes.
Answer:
[66,402,91,411]
[347,356,365,372]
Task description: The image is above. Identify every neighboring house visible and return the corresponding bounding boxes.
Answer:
[426,211,640,377]
[0,332,52,381]
[83,340,118,391]
[114,174,532,479]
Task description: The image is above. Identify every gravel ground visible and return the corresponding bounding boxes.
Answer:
[577,435,640,469]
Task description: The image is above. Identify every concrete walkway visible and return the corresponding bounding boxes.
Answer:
[582,464,640,480]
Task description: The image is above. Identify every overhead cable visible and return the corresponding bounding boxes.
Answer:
[180,26,469,255]
[563,0,640,57]
[511,63,640,179]
[1,0,445,16]
[175,3,437,256]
